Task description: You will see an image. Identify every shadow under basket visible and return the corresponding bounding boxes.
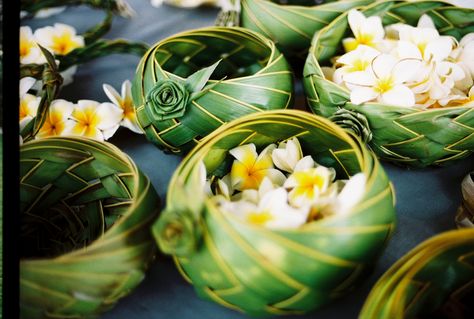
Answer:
[132,26,294,155]
[20,137,160,319]
[153,109,396,317]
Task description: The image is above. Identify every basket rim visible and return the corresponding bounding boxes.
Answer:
[167,109,395,234]
[20,136,156,264]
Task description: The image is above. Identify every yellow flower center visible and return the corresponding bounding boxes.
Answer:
[20,38,35,58]
[122,99,136,120]
[349,59,370,72]
[39,110,66,137]
[19,95,37,121]
[357,33,374,46]
[71,106,101,137]
[292,171,325,199]
[374,78,394,93]
[51,33,81,55]
[231,150,273,190]
[247,211,273,225]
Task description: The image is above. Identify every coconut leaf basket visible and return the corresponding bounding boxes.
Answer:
[153,109,396,316]
[218,0,372,62]
[360,228,474,319]
[20,137,160,319]
[132,26,294,154]
[303,0,474,168]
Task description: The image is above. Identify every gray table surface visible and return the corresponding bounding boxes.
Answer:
[23,2,474,318]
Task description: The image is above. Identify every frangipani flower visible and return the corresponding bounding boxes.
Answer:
[284,165,336,208]
[36,100,75,138]
[20,77,41,130]
[34,23,84,56]
[67,100,123,141]
[219,188,309,229]
[343,9,385,52]
[230,143,286,191]
[20,26,47,64]
[344,54,421,107]
[231,177,276,204]
[271,137,303,173]
[328,173,367,215]
[333,45,380,86]
[103,80,143,134]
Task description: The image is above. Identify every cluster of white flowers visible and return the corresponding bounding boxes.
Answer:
[20,24,85,86]
[20,78,143,142]
[203,138,366,229]
[326,9,474,109]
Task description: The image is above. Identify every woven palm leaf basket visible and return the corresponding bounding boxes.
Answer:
[219,0,372,62]
[20,137,160,319]
[153,109,396,316]
[360,228,474,319]
[303,0,474,167]
[131,26,294,154]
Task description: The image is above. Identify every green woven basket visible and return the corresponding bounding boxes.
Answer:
[360,228,474,319]
[153,109,396,316]
[132,26,294,154]
[20,137,160,319]
[238,0,372,60]
[303,0,474,167]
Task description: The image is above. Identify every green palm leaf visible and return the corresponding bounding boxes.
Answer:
[360,229,474,319]
[303,0,474,168]
[153,109,396,316]
[132,26,294,155]
[20,136,160,319]
[233,0,372,61]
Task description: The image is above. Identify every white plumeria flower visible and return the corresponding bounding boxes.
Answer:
[439,86,474,107]
[66,100,123,141]
[103,80,143,134]
[36,100,75,138]
[215,174,233,200]
[444,0,474,9]
[60,66,78,87]
[34,23,84,56]
[343,9,385,52]
[220,188,309,229]
[344,54,421,107]
[333,45,381,86]
[284,165,336,208]
[35,6,67,18]
[19,77,41,130]
[450,33,474,91]
[231,176,276,204]
[20,26,47,64]
[229,143,286,191]
[271,137,303,173]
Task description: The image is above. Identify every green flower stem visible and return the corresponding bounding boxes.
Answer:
[20,0,132,18]
[56,39,149,71]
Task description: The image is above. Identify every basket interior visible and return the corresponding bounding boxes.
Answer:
[154,31,274,80]
[20,145,135,259]
[201,116,362,179]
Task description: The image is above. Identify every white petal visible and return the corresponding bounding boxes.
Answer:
[272,148,293,172]
[258,177,275,199]
[347,9,366,37]
[350,87,379,105]
[103,83,123,106]
[460,32,474,47]
[95,102,124,130]
[102,125,120,140]
[229,143,257,163]
[49,99,74,117]
[54,23,78,36]
[60,66,77,87]
[259,188,288,212]
[343,70,376,87]
[122,80,132,99]
[34,6,66,18]
[61,119,82,137]
[266,169,287,187]
[417,14,436,29]
[372,54,397,79]
[121,117,143,134]
[396,41,422,60]
[381,85,415,107]
[20,116,33,131]
[332,68,347,85]
[294,156,315,172]
[33,26,55,47]
[20,77,36,97]
[336,173,366,214]
[363,16,385,40]
[392,58,423,84]
[424,37,454,62]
